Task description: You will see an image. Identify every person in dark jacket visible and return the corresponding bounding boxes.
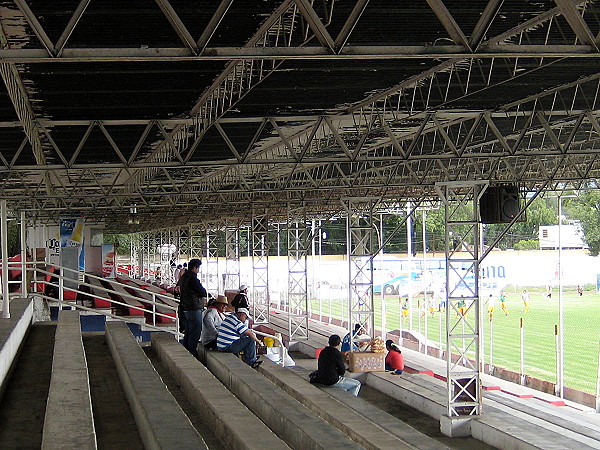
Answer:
[312,334,361,396]
[231,284,249,310]
[179,258,207,358]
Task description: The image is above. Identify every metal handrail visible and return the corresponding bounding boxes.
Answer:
[33,293,175,334]
[10,262,290,360]
[22,262,179,336]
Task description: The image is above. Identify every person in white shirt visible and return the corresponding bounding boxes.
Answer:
[201,296,228,349]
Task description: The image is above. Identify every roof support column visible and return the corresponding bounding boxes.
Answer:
[436,181,485,420]
[251,212,269,324]
[145,233,151,281]
[224,226,241,292]
[20,211,27,296]
[205,228,220,296]
[1,200,9,318]
[287,203,310,340]
[130,234,139,278]
[345,198,376,350]
[188,224,204,262]
[178,226,190,267]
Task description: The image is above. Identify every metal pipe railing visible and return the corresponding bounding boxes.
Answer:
[22,262,179,336]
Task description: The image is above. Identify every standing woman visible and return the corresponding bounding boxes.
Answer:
[179,259,207,358]
[385,340,404,375]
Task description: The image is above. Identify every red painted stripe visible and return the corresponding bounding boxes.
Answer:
[502,390,534,398]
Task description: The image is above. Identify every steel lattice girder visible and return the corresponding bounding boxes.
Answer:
[436,181,484,417]
[2,1,600,231]
[287,203,310,340]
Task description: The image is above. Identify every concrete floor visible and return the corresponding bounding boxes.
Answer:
[0,327,229,450]
[145,346,227,450]
[0,325,496,449]
[0,322,55,449]
[83,333,144,449]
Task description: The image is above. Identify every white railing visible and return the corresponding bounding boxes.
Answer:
[2,261,294,364]
[20,261,180,336]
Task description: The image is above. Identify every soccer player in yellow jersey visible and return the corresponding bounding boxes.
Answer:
[521,289,530,313]
[457,298,467,317]
[500,291,509,315]
[401,298,409,323]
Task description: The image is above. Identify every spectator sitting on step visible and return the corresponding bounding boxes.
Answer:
[384,340,404,375]
[216,307,262,368]
[231,284,249,310]
[310,334,361,396]
[341,323,363,353]
[201,296,228,350]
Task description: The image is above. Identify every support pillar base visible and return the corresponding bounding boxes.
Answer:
[440,414,473,437]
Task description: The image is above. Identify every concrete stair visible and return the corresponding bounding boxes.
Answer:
[3,302,598,450]
[1,304,451,449]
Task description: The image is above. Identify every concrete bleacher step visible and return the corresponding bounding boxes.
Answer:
[151,333,290,450]
[366,369,600,450]
[105,321,207,450]
[482,392,600,448]
[199,347,363,450]
[267,311,600,449]
[365,371,447,421]
[472,406,600,450]
[42,309,96,449]
[261,359,449,450]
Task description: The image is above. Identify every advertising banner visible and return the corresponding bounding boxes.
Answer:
[102,243,116,278]
[60,218,85,271]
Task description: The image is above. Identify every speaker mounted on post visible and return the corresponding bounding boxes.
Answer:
[480,185,523,224]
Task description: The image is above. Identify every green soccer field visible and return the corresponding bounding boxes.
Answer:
[309,287,600,394]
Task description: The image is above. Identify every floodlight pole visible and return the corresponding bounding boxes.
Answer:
[558,195,564,398]
[555,192,576,398]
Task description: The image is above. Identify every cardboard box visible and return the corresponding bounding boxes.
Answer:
[348,351,385,372]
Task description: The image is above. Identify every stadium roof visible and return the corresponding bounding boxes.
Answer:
[1,0,600,231]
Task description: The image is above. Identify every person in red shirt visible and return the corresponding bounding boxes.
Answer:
[385,340,404,375]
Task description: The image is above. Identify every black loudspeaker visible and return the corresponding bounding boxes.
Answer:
[480,186,522,224]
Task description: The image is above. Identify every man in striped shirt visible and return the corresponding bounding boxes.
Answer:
[216,308,262,368]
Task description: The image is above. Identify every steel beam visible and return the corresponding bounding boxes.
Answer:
[287,203,310,340]
[251,212,269,324]
[345,198,377,351]
[0,45,599,62]
[435,181,484,417]
[224,226,241,292]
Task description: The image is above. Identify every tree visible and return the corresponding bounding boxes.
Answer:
[104,233,132,255]
[484,196,557,249]
[565,190,600,256]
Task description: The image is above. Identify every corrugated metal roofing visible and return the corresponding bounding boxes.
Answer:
[0,1,599,231]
